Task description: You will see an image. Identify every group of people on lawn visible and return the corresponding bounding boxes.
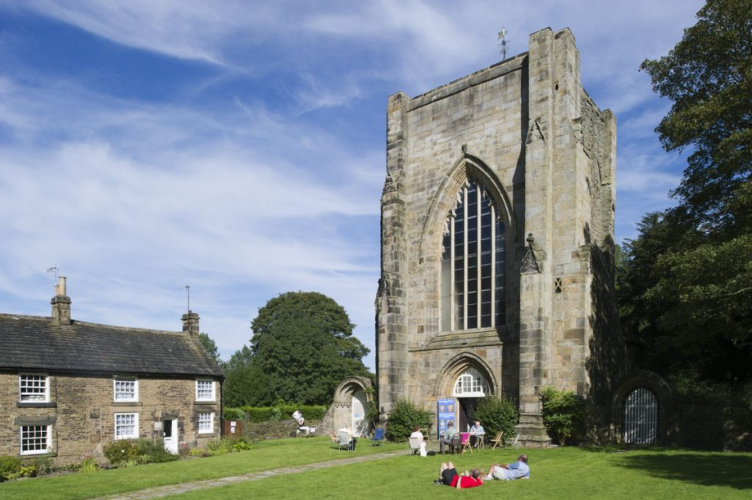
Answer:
[435,420,530,489]
[435,454,530,489]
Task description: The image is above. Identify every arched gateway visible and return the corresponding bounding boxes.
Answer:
[376,27,627,445]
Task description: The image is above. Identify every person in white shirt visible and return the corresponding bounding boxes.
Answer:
[410,426,424,441]
[338,426,357,450]
[469,421,485,447]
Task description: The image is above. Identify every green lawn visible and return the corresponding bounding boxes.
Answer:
[2,440,751,500]
[0,437,404,500]
[164,446,752,500]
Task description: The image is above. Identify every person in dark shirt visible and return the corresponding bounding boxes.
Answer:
[434,462,483,489]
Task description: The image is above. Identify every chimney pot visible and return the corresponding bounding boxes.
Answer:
[51,276,71,326]
[182,310,200,337]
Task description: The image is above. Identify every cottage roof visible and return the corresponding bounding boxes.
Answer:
[0,313,223,378]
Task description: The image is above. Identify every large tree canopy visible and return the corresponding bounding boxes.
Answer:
[640,0,751,231]
[249,291,371,405]
[620,0,752,384]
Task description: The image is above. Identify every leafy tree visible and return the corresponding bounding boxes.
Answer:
[640,0,751,232]
[618,0,752,384]
[540,387,586,446]
[250,292,371,405]
[198,332,221,365]
[222,345,271,407]
[472,396,519,445]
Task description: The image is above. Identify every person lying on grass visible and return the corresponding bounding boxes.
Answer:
[485,454,530,481]
[435,462,483,489]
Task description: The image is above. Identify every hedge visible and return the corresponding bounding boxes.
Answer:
[226,404,328,423]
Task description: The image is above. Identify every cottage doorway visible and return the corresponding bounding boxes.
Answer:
[163,418,178,454]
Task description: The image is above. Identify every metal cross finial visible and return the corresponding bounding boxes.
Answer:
[498,27,510,60]
[46,266,59,284]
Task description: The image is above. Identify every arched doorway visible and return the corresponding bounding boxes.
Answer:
[624,387,657,444]
[452,368,490,431]
[351,391,367,437]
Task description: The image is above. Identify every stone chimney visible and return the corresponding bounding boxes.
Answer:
[182,310,200,337]
[51,276,72,326]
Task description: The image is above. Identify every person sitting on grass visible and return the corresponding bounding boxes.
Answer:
[485,454,530,481]
[435,462,483,489]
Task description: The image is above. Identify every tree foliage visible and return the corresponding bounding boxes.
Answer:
[619,0,752,385]
[472,396,519,445]
[222,345,271,407]
[249,291,371,405]
[640,0,751,231]
[198,332,221,365]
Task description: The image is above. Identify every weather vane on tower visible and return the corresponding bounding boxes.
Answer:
[498,27,510,60]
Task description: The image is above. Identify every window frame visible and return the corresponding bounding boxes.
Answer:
[113,376,139,403]
[440,178,507,333]
[195,379,215,402]
[20,424,51,456]
[197,411,214,434]
[114,412,139,440]
[18,373,50,403]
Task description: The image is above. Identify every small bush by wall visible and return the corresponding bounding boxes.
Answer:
[385,400,432,442]
[472,396,519,444]
[541,387,586,446]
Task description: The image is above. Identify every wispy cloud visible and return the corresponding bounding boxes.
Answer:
[0,0,708,367]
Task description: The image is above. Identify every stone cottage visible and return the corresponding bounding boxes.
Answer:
[0,277,224,463]
[377,27,640,445]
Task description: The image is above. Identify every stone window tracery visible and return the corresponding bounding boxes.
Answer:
[441,178,506,331]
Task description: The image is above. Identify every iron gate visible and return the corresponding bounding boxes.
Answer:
[624,387,657,444]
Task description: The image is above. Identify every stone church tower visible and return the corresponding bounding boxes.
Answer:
[376,27,626,445]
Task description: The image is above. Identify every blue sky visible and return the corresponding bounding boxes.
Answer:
[0,0,704,369]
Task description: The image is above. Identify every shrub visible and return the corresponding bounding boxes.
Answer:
[223,407,245,421]
[238,404,327,423]
[79,456,99,473]
[0,456,22,482]
[385,399,432,442]
[29,457,53,476]
[472,396,520,444]
[541,387,586,445]
[103,439,178,467]
[189,448,209,458]
[19,465,36,478]
[205,437,254,457]
[103,440,140,465]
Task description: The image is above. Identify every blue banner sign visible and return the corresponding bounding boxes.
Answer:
[437,398,455,440]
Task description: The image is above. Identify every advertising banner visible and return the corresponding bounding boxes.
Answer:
[437,398,455,439]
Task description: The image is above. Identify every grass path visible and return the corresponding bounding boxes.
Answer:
[0,438,404,500]
[95,450,404,499]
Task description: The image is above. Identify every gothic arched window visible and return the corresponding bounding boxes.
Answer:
[440,178,506,331]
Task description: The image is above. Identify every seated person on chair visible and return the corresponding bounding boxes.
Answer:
[469,421,485,447]
[435,463,483,489]
[410,426,424,441]
[439,421,457,454]
[485,454,530,481]
[339,425,357,450]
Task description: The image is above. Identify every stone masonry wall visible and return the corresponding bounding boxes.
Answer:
[0,372,221,464]
[378,27,625,446]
